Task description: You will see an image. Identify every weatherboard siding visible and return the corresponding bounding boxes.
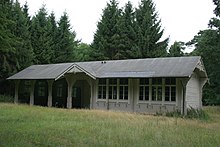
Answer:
[185,72,202,109]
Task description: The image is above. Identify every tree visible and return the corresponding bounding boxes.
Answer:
[135,0,169,58]
[74,43,93,61]
[0,0,20,81]
[30,5,54,64]
[92,0,121,60]
[11,0,34,70]
[188,0,220,105]
[117,1,140,59]
[54,12,78,63]
[168,41,185,57]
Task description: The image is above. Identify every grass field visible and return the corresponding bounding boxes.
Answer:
[0,103,219,147]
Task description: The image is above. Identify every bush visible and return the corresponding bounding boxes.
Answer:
[186,106,210,121]
[0,95,14,103]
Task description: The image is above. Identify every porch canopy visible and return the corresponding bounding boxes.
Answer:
[7,56,208,81]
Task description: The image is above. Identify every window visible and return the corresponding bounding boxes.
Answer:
[165,78,176,102]
[109,79,117,99]
[38,81,46,97]
[119,79,128,100]
[152,78,162,101]
[57,84,63,97]
[139,78,149,101]
[98,79,106,99]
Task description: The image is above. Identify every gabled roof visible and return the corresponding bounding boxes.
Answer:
[7,56,207,80]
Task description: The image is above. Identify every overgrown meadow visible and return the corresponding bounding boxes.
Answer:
[0,103,219,147]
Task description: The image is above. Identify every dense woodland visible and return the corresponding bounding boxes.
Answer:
[0,0,219,105]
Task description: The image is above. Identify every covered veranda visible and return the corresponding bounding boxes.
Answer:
[8,63,95,109]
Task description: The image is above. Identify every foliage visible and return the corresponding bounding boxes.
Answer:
[74,43,94,61]
[92,0,121,60]
[0,95,14,103]
[188,0,220,105]
[54,12,79,63]
[186,107,210,121]
[0,104,219,146]
[92,0,169,60]
[168,41,185,57]
[134,0,169,58]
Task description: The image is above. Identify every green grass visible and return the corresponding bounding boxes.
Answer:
[0,104,219,147]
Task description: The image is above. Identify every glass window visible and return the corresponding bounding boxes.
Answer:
[165,78,176,102]
[152,78,162,101]
[109,79,117,100]
[98,79,107,99]
[119,79,128,100]
[57,84,63,97]
[139,78,149,101]
[38,82,46,97]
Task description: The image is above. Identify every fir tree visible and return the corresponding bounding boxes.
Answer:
[135,0,168,58]
[54,12,78,63]
[92,0,121,60]
[30,5,54,64]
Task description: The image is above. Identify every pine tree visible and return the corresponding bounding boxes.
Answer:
[30,5,54,64]
[92,0,121,60]
[54,12,78,63]
[117,1,139,59]
[0,0,20,80]
[11,0,34,70]
[135,0,168,58]
[169,41,184,57]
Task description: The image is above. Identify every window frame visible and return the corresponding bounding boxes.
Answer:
[165,78,176,102]
[139,78,150,101]
[98,79,107,100]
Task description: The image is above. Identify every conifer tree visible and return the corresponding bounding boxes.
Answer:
[135,0,168,58]
[11,0,34,70]
[0,0,20,80]
[54,12,78,63]
[92,0,121,60]
[30,5,54,64]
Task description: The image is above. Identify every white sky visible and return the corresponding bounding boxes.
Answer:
[19,0,215,47]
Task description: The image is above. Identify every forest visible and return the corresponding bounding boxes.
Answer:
[0,0,219,105]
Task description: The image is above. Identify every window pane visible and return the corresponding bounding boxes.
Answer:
[165,87,170,101]
[140,78,149,85]
[171,87,176,101]
[103,86,106,99]
[157,87,162,101]
[152,78,162,85]
[109,86,112,99]
[113,86,117,99]
[152,87,156,101]
[99,79,106,84]
[120,79,128,85]
[119,86,123,99]
[109,79,117,84]
[165,78,176,85]
[139,86,144,100]
[145,86,149,100]
[124,86,128,100]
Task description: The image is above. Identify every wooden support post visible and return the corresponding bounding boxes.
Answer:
[47,80,54,107]
[30,80,36,106]
[14,80,20,103]
[65,76,75,109]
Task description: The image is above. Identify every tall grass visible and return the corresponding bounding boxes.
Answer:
[0,95,14,103]
[0,103,219,147]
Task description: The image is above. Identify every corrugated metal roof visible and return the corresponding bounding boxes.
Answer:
[7,56,204,80]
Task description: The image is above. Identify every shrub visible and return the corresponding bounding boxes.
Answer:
[0,95,14,103]
[186,106,210,121]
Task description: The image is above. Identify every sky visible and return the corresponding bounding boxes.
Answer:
[19,0,215,49]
